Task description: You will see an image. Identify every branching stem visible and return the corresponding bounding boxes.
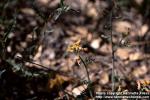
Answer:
[79,55,93,98]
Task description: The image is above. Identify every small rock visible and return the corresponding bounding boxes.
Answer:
[72,84,87,97]
[37,0,49,5]
[86,4,98,19]
[7,46,11,52]
[135,0,144,6]
[41,59,50,66]
[90,39,101,49]
[116,48,131,60]
[139,24,148,36]
[76,26,88,37]
[21,8,35,16]
[132,65,147,78]
[129,52,142,61]
[99,44,111,53]
[99,72,109,85]
[20,42,27,48]
[114,21,132,33]
[15,53,22,58]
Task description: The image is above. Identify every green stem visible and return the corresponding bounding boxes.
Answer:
[79,55,90,82]
[79,55,93,98]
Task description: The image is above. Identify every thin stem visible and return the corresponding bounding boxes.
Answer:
[109,0,115,92]
[16,56,64,74]
[78,55,93,98]
[79,55,90,82]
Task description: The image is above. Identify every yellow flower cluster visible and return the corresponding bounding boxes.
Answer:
[67,39,87,53]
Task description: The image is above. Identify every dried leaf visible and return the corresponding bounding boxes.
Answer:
[48,74,69,89]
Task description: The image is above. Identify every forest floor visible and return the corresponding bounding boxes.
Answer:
[0,0,150,99]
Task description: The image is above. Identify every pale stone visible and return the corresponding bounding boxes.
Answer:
[116,48,131,60]
[72,84,87,96]
[132,65,147,78]
[140,24,148,36]
[90,39,101,49]
[129,52,142,61]
[21,8,35,15]
[99,72,109,85]
[114,21,132,33]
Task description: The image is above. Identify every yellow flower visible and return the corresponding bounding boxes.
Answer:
[67,39,87,53]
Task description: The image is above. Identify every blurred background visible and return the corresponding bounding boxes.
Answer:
[0,0,150,99]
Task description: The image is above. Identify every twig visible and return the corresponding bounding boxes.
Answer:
[109,0,115,92]
[16,56,66,75]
